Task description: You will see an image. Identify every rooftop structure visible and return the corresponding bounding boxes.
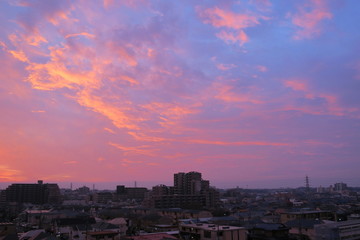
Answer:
[180,223,247,240]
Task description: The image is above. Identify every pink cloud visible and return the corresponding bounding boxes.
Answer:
[198,7,259,29]
[291,0,332,40]
[188,139,289,146]
[64,161,78,164]
[197,6,267,45]
[214,84,263,104]
[216,63,237,71]
[216,30,248,46]
[65,32,95,39]
[109,142,157,156]
[282,79,358,117]
[103,127,116,134]
[256,65,268,72]
[284,79,308,92]
[127,131,167,142]
[31,110,46,113]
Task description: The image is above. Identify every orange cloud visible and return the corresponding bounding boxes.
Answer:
[23,32,48,46]
[104,127,116,134]
[27,61,99,90]
[291,0,332,40]
[64,161,78,164]
[76,91,140,130]
[8,50,29,62]
[0,165,25,181]
[142,102,200,126]
[31,110,46,113]
[7,32,44,51]
[127,131,166,142]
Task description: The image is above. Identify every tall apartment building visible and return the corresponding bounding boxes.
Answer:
[145,171,219,209]
[174,172,206,195]
[4,180,61,204]
[334,182,347,192]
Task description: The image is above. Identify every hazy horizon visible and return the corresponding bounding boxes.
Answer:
[1,176,358,191]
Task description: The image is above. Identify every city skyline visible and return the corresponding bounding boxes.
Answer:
[1,0,360,187]
[0,175,356,191]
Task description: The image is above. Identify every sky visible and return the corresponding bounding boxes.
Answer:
[0,0,360,189]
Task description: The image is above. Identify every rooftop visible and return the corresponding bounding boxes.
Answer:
[180,223,244,231]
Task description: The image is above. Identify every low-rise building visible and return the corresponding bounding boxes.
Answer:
[314,219,360,240]
[180,223,247,240]
[280,210,333,223]
[286,219,324,240]
[247,223,289,240]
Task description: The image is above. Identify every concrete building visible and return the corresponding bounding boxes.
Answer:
[116,185,148,201]
[4,180,61,204]
[93,192,114,204]
[145,172,219,209]
[180,223,247,240]
[247,223,289,240]
[334,182,347,193]
[149,194,206,209]
[286,219,324,240]
[280,210,333,223]
[314,219,360,240]
[174,172,204,195]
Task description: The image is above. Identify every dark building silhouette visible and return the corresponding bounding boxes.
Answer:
[4,180,61,204]
[174,171,203,195]
[115,185,148,201]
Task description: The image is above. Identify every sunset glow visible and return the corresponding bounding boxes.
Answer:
[1,0,359,188]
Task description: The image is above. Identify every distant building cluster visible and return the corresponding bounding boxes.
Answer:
[1,175,360,240]
[316,182,348,194]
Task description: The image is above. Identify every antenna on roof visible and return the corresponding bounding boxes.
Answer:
[305,175,310,192]
[135,181,137,188]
